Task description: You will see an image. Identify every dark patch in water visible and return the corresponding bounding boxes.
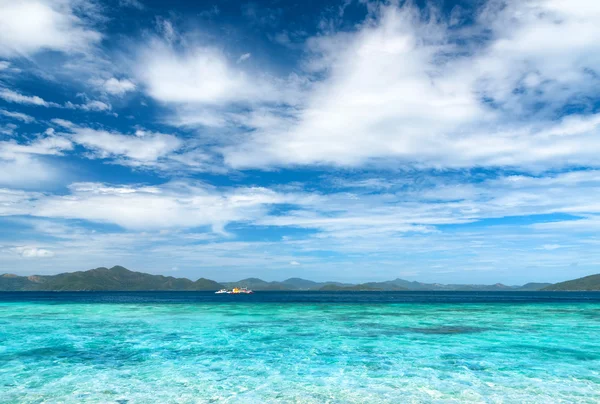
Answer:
[160,332,182,341]
[0,344,153,366]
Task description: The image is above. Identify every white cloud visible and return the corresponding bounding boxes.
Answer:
[237,53,251,63]
[0,0,101,57]
[102,78,136,96]
[51,118,76,128]
[12,246,55,258]
[0,89,110,112]
[84,100,111,111]
[0,89,59,107]
[136,41,269,105]
[66,127,181,164]
[219,1,600,172]
[0,109,35,123]
[0,181,309,232]
[0,88,116,116]
[42,122,220,172]
[0,155,63,187]
[472,0,600,114]
[0,134,72,187]
[0,124,17,136]
[1,0,600,281]
[0,136,73,158]
[4,169,600,243]
[2,169,600,281]
[250,170,600,244]
[66,100,112,111]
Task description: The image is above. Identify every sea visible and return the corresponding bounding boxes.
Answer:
[1,291,599,403]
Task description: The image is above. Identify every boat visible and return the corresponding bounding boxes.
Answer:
[215,287,254,294]
[232,287,254,294]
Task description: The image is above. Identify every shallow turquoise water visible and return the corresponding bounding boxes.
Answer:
[1,293,600,403]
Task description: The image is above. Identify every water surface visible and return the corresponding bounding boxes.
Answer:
[1,292,599,403]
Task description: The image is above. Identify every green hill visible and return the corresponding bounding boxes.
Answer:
[543,274,600,291]
[318,282,407,291]
[222,278,289,291]
[517,282,553,291]
[0,266,223,291]
[0,266,567,292]
[281,278,321,289]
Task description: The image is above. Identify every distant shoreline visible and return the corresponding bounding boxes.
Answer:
[2,266,599,291]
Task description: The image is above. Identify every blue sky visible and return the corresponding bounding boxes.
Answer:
[1,0,599,283]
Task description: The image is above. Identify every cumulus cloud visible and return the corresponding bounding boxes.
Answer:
[136,41,268,105]
[217,1,600,171]
[65,127,182,164]
[0,0,101,57]
[102,78,136,96]
[472,0,600,114]
[12,246,55,258]
[131,26,305,130]
[2,0,600,280]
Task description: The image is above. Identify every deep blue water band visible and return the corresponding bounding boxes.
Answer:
[2,290,600,304]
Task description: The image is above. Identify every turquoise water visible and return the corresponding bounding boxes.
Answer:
[1,292,600,403]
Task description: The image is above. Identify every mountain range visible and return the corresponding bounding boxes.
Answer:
[0,266,222,291]
[542,274,600,291]
[2,265,596,291]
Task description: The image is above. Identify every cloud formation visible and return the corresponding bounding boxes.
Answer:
[12,246,55,258]
[102,78,136,96]
[1,0,599,281]
[0,0,101,57]
[218,1,600,171]
[0,89,58,107]
[1,181,311,233]
[0,109,35,123]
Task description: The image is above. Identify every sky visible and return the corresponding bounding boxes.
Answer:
[0,0,599,284]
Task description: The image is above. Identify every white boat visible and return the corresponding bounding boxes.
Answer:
[215,287,254,294]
